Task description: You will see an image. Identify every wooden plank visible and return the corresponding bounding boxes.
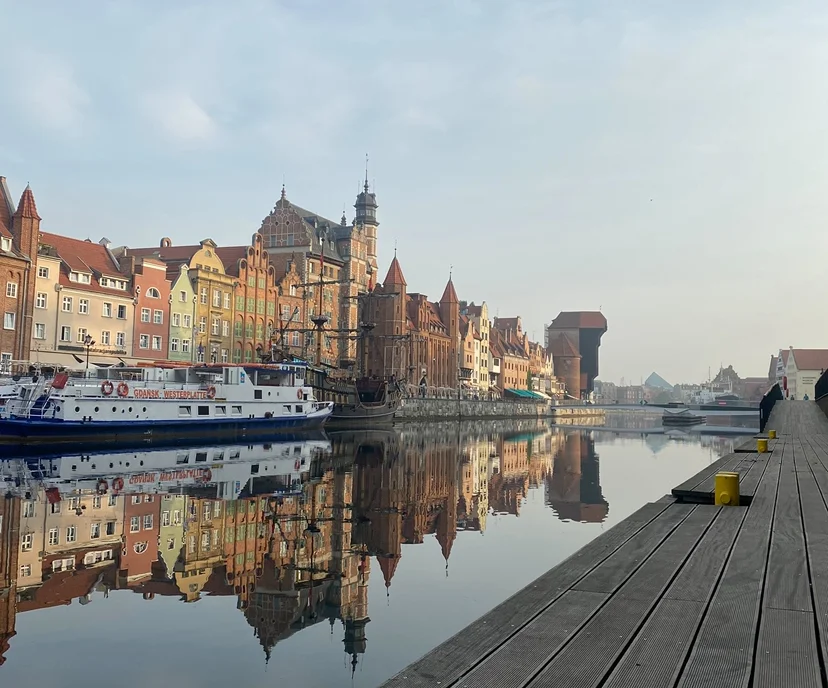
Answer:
[450,504,698,688]
[522,507,718,688]
[377,501,673,688]
[675,447,782,688]
[735,453,771,498]
[736,437,778,453]
[754,609,822,688]
[672,454,743,502]
[604,507,747,688]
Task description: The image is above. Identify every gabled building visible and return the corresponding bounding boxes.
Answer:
[168,265,197,362]
[0,178,40,367]
[117,251,171,360]
[783,348,828,399]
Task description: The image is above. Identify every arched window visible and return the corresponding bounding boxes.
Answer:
[134,542,148,554]
[147,287,161,299]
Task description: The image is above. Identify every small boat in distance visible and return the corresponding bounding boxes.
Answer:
[662,408,706,427]
[0,362,333,449]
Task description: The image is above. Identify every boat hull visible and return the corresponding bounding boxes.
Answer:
[0,412,331,451]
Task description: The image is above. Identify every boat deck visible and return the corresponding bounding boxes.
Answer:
[379,400,828,688]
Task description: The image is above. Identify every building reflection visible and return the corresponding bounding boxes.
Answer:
[0,423,608,669]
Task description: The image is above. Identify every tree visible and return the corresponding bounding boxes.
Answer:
[527,370,534,390]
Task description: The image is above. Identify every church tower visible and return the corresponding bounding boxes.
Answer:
[440,275,460,388]
[354,163,378,267]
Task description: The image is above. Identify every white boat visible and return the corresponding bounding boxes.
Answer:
[0,362,333,449]
[12,438,331,501]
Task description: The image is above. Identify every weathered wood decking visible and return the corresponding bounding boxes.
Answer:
[380,401,828,688]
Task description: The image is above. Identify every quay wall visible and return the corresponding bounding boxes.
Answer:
[397,399,608,421]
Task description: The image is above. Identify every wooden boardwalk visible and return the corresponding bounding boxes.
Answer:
[380,401,828,688]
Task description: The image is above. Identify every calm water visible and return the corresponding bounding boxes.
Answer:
[0,413,751,686]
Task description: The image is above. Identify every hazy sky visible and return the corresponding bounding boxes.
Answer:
[1,0,826,385]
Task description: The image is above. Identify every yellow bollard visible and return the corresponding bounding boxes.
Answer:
[757,438,768,453]
[768,430,777,440]
[715,472,741,506]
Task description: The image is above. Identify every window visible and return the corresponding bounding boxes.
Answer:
[130,516,140,532]
[292,331,300,347]
[101,330,110,345]
[92,495,101,509]
[90,522,101,539]
[203,502,212,520]
[50,501,61,514]
[134,542,148,554]
[245,322,253,338]
[61,327,72,345]
[234,321,242,337]
[84,550,113,565]
[202,531,211,549]
[221,349,228,363]
[198,316,206,333]
[66,526,77,543]
[173,510,182,525]
[105,521,116,536]
[222,320,229,337]
[247,276,255,288]
[101,302,112,317]
[20,564,32,577]
[200,287,208,304]
[213,289,221,307]
[182,339,191,353]
[211,317,220,335]
[167,537,175,550]
[170,337,179,352]
[116,332,125,347]
[147,287,160,298]
[247,297,255,312]
[38,266,49,278]
[179,290,187,302]
[70,272,91,284]
[36,292,47,308]
[108,494,117,506]
[153,309,163,324]
[140,308,150,323]
[49,528,59,545]
[76,327,88,342]
[34,323,46,339]
[6,282,17,298]
[172,312,181,327]
[162,510,171,526]
[62,296,73,312]
[139,334,149,349]
[223,292,230,309]
[143,514,153,530]
[179,405,192,417]
[22,533,33,551]
[198,405,209,416]
[52,558,75,572]
[183,314,192,328]
[3,312,15,330]
[256,299,264,315]
[78,298,89,314]
[117,304,127,319]
[258,277,265,289]
[152,335,162,350]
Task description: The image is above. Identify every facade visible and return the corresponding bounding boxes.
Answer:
[118,253,171,361]
[783,348,828,400]
[122,493,161,583]
[168,265,197,362]
[218,234,278,364]
[462,302,492,393]
[546,311,607,398]
[364,256,460,389]
[0,495,20,666]
[0,180,40,367]
[491,318,532,391]
[159,495,186,576]
[459,315,482,391]
[33,234,136,366]
[273,259,307,358]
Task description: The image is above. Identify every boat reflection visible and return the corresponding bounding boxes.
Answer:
[0,423,611,671]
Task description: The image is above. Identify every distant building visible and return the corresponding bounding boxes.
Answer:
[546,312,607,399]
[782,348,828,399]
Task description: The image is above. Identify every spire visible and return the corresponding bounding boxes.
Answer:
[378,555,399,593]
[14,184,40,220]
[440,275,458,304]
[281,184,286,201]
[364,152,369,193]
[383,254,406,287]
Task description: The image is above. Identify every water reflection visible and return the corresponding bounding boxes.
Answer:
[0,418,748,683]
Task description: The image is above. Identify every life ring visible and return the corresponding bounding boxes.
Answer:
[203,469,212,482]
[101,380,114,396]
[207,386,216,400]
[117,382,129,397]
[294,459,301,470]
[112,477,124,493]
[297,389,304,400]
[96,479,108,495]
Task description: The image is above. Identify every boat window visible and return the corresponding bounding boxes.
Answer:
[179,406,192,417]
[251,464,259,474]
[231,405,242,416]
[254,390,263,400]
[195,452,207,462]
[215,451,224,460]
[230,450,241,459]
[176,453,189,464]
[295,405,302,413]
[283,405,291,415]
[215,405,226,416]
[198,406,209,416]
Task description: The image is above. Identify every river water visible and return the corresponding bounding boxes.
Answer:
[0,412,752,686]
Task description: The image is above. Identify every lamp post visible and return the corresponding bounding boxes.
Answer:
[83,333,95,371]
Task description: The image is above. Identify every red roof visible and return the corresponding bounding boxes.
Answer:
[383,256,406,287]
[14,185,40,220]
[549,311,607,330]
[215,246,248,276]
[791,349,828,372]
[40,232,131,296]
[379,555,399,588]
[440,278,458,303]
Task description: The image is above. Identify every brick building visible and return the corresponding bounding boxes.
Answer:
[0,496,20,665]
[118,254,172,360]
[0,179,39,367]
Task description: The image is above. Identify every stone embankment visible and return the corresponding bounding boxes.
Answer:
[397,398,606,421]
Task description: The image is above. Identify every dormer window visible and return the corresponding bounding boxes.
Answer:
[0,238,10,252]
[99,277,127,290]
[69,272,92,284]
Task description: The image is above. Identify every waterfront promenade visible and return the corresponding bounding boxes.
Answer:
[380,400,828,688]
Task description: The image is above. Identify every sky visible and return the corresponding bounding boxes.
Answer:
[1,0,827,385]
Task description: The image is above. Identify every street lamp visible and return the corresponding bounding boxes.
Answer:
[83,333,95,371]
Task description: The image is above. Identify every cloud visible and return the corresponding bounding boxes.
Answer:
[16,51,88,135]
[144,91,217,144]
